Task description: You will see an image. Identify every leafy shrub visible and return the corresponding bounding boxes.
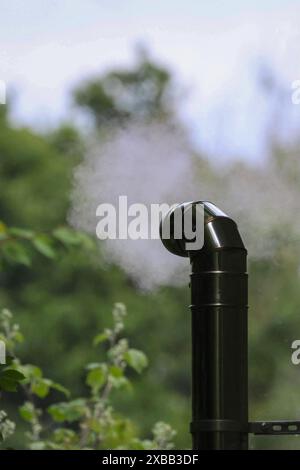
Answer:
[0,304,175,449]
[0,224,176,449]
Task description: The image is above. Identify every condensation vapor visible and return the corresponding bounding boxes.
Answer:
[69,121,300,289]
[69,122,199,289]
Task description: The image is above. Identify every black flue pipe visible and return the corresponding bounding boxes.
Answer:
[160,201,248,450]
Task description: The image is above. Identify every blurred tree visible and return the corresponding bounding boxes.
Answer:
[46,123,84,160]
[0,63,191,448]
[73,47,172,127]
[1,48,300,450]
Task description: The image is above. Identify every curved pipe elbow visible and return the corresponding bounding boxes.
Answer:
[160,201,246,257]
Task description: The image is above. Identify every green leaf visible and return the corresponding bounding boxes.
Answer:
[30,442,46,450]
[31,378,50,398]
[13,331,24,343]
[32,235,56,259]
[47,404,68,423]
[1,241,31,266]
[85,362,103,370]
[50,381,70,398]
[75,232,95,250]
[93,332,109,346]
[53,227,82,246]
[53,228,95,251]
[89,418,102,433]
[86,365,106,393]
[109,375,131,390]
[9,227,34,239]
[4,355,15,366]
[109,365,124,378]
[130,438,149,450]
[0,368,25,392]
[2,369,25,381]
[52,428,76,444]
[19,403,36,423]
[21,364,43,379]
[48,399,86,423]
[124,349,148,374]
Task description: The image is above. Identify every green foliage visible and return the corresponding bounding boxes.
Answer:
[124,349,148,374]
[0,308,25,395]
[73,47,172,127]
[46,123,84,159]
[0,304,176,450]
[1,51,299,450]
[0,56,190,449]
[0,368,25,393]
[48,400,87,423]
[0,411,15,442]
[0,222,96,268]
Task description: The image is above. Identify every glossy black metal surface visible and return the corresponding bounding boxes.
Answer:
[160,201,248,450]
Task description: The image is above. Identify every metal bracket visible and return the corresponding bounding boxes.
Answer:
[191,420,300,436]
[249,421,300,436]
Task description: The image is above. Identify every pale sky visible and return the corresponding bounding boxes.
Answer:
[1,0,300,161]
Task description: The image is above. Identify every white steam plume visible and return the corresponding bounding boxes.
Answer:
[70,121,300,289]
[69,122,199,289]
